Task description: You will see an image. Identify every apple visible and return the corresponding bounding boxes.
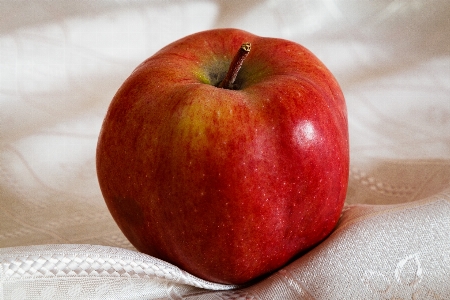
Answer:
[96,28,349,285]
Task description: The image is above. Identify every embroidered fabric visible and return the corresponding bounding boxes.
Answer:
[1,1,449,299]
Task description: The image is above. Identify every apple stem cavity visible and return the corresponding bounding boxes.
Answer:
[218,42,251,90]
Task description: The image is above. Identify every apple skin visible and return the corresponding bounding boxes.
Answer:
[96,28,349,285]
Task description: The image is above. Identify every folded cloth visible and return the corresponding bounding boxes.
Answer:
[1,188,449,299]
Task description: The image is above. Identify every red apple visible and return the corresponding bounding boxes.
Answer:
[96,28,349,285]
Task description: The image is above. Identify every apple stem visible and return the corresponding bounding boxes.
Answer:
[218,42,251,90]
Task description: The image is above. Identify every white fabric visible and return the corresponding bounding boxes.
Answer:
[1,0,449,299]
